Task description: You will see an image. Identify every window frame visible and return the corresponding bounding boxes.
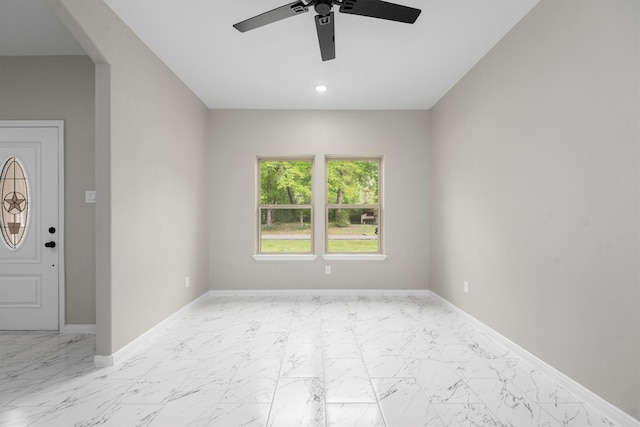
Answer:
[324,156,383,256]
[255,156,315,257]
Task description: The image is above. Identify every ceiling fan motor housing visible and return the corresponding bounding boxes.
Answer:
[314,0,333,16]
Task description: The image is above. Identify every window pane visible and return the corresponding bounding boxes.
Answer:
[327,208,378,253]
[327,159,378,205]
[260,208,312,253]
[1,157,30,250]
[260,160,312,205]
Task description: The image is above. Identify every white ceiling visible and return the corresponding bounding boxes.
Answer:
[2,0,539,110]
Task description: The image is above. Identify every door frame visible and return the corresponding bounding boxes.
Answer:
[0,120,65,330]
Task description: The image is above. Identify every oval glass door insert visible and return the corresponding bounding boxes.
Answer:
[1,157,30,249]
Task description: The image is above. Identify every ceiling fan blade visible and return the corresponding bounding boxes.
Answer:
[233,1,309,32]
[315,12,336,61]
[339,0,421,24]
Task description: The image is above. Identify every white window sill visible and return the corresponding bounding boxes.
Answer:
[322,254,387,261]
[253,254,318,261]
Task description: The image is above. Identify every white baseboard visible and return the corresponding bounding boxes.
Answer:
[427,291,640,427]
[208,289,431,297]
[63,324,96,334]
[94,354,113,368]
[93,292,210,368]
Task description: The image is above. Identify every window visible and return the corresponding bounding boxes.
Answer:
[258,158,313,254]
[326,158,381,254]
[1,156,30,250]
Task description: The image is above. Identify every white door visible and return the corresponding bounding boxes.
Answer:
[0,122,63,330]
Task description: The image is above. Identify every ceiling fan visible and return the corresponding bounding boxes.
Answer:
[233,0,421,61]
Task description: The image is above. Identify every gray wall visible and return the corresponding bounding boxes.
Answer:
[429,0,639,418]
[52,0,210,355]
[0,55,96,325]
[210,109,429,290]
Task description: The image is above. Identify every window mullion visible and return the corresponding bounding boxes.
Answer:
[260,204,312,209]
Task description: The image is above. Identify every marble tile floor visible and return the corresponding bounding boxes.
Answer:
[0,294,619,427]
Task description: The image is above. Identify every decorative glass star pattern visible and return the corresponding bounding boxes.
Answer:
[3,192,26,214]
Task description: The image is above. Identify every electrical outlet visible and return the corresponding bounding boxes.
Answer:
[185,276,190,288]
[464,281,469,293]
[325,266,331,275]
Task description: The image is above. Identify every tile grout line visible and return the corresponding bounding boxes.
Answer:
[320,295,328,427]
[357,297,388,427]
[265,295,295,426]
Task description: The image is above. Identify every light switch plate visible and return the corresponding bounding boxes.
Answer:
[85,190,96,203]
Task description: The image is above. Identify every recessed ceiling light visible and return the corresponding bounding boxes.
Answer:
[315,85,328,93]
